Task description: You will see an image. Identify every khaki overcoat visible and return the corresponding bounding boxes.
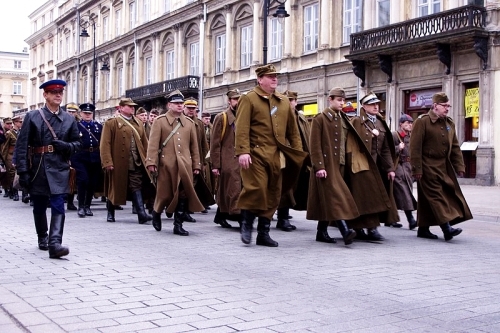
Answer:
[100,115,150,205]
[392,130,417,211]
[145,112,204,214]
[1,129,17,186]
[410,110,472,226]
[235,85,307,212]
[210,109,241,214]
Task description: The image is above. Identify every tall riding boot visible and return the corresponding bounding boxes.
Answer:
[3,188,9,198]
[67,194,77,210]
[316,221,336,243]
[276,207,295,231]
[77,190,86,218]
[240,210,255,244]
[440,222,462,241]
[179,199,196,222]
[8,188,14,199]
[22,189,30,203]
[48,214,69,259]
[405,210,417,230]
[256,217,278,247]
[12,189,19,201]
[106,199,116,222]
[173,202,189,236]
[417,226,438,239]
[84,193,93,216]
[152,210,162,231]
[336,220,357,245]
[33,213,48,251]
[214,207,232,228]
[132,191,152,224]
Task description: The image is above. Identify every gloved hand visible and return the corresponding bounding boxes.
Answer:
[52,140,71,154]
[18,172,31,189]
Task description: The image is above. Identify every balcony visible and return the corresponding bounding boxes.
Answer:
[126,75,200,102]
[346,5,487,61]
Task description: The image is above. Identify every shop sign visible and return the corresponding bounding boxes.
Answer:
[464,88,479,118]
[303,103,318,116]
[408,89,440,109]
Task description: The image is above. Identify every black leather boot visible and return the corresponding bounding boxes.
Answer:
[34,213,48,251]
[3,188,9,198]
[276,207,295,231]
[84,193,93,216]
[405,210,417,230]
[106,199,115,222]
[8,188,14,199]
[336,220,357,245]
[240,210,255,244]
[132,191,152,224]
[67,194,77,210]
[256,217,278,247]
[21,190,30,203]
[367,228,385,241]
[354,228,368,241]
[173,203,189,236]
[316,221,336,243]
[152,210,162,231]
[214,207,232,228]
[417,226,438,239]
[77,190,86,218]
[384,222,403,228]
[12,189,19,201]
[48,214,69,259]
[440,222,462,241]
[178,199,196,222]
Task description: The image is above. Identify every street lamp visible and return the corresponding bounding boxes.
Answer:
[263,0,290,65]
[79,14,97,119]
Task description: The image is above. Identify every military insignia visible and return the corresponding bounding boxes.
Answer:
[372,129,380,136]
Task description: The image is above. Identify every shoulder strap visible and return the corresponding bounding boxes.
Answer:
[220,112,228,141]
[119,115,142,142]
[78,122,100,143]
[159,120,182,154]
[39,109,58,140]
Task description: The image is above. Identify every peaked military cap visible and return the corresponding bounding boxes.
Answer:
[184,97,198,108]
[284,90,298,99]
[255,64,278,77]
[119,97,138,106]
[79,103,96,113]
[360,91,381,105]
[39,79,67,91]
[167,90,184,103]
[226,88,241,99]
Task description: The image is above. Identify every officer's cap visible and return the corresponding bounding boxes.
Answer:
[79,103,96,113]
[184,97,198,108]
[119,98,138,106]
[167,90,184,103]
[226,89,241,99]
[360,91,381,105]
[255,64,278,77]
[39,79,67,92]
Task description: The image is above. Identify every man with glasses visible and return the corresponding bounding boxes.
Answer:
[15,79,81,258]
[410,92,472,241]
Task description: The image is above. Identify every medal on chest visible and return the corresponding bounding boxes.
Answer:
[372,128,379,137]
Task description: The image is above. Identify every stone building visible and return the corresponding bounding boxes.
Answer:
[0,50,29,119]
[26,0,499,184]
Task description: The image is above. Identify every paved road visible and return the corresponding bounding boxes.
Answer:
[1,185,499,333]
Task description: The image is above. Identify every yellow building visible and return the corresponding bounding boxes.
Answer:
[0,50,29,119]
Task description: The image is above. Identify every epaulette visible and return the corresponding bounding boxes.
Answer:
[184,116,194,123]
[155,114,167,120]
[417,114,428,119]
[446,116,455,124]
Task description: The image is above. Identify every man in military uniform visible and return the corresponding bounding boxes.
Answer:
[65,102,80,211]
[70,103,102,218]
[349,92,400,241]
[100,97,152,224]
[1,116,23,201]
[392,114,417,230]
[236,64,307,247]
[15,79,81,258]
[410,92,472,241]
[1,118,14,198]
[146,90,204,236]
[201,111,215,203]
[211,89,242,229]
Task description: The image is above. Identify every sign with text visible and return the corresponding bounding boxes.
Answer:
[303,103,318,116]
[408,89,441,109]
[464,88,479,118]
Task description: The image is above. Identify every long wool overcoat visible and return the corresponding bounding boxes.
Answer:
[235,85,308,212]
[410,110,472,226]
[210,108,241,215]
[392,130,417,211]
[145,112,204,214]
[100,115,150,205]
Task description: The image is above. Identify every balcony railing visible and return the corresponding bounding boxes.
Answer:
[126,75,200,101]
[348,5,486,57]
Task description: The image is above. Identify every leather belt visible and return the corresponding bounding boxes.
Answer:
[83,147,99,152]
[32,145,54,154]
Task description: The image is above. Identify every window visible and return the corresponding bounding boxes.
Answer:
[95,73,99,101]
[304,4,319,52]
[189,42,199,75]
[215,34,225,74]
[49,40,54,60]
[129,2,136,29]
[13,81,22,95]
[145,57,152,84]
[241,25,253,68]
[144,0,150,22]
[118,66,124,96]
[105,72,111,99]
[84,77,89,102]
[42,15,45,27]
[166,50,175,79]
[14,60,21,69]
[115,9,121,36]
[418,0,440,17]
[270,18,283,60]
[103,16,109,42]
[164,0,171,13]
[33,20,37,33]
[65,36,70,58]
[131,61,136,88]
[41,44,45,63]
[377,0,390,27]
[49,10,53,22]
[343,0,362,44]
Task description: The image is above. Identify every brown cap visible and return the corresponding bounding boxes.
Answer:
[3,117,12,124]
[201,112,210,117]
[360,91,381,105]
[255,64,278,77]
[119,97,138,106]
[226,88,241,99]
[150,108,159,115]
[66,102,79,112]
[284,90,298,99]
[329,87,346,98]
[136,107,147,115]
[184,97,198,108]
[432,92,449,104]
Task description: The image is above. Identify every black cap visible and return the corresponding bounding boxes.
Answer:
[79,103,96,113]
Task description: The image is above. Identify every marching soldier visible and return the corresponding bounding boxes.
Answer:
[1,116,23,201]
[1,117,14,198]
[65,102,80,211]
[71,103,102,218]
[146,90,205,236]
[201,111,215,203]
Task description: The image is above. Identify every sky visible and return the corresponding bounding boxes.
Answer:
[0,1,45,53]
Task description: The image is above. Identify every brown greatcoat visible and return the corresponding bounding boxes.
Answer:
[1,129,18,187]
[392,130,417,211]
[410,110,472,226]
[190,116,214,206]
[100,115,150,205]
[350,109,400,226]
[145,112,204,214]
[210,108,241,215]
[235,85,307,214]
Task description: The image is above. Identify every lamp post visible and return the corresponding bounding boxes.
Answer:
[263,0,289,65]
[79,15,97,119]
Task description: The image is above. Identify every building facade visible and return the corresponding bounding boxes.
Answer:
[0,50,30,119]
[26,0,499,185]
